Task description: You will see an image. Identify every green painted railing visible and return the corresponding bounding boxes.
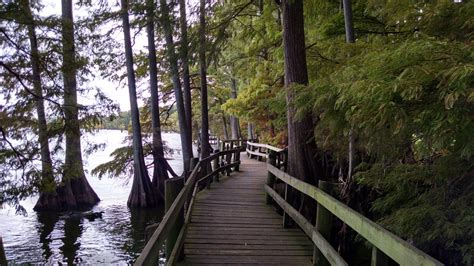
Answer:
[246,142,444,266]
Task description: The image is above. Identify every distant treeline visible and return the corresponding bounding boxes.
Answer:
[96,109,179,132]
[96,111,131,130]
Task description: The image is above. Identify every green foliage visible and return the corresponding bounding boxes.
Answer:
[209,0,473,263]
[356,157,473,264]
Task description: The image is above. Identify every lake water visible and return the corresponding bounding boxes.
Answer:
[0,130,186,264]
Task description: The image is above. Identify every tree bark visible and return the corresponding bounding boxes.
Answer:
[146,0,168,199]
[159,0,193,173]
[18,0,57,210]
[342,0,355,195]
[179,0,193,155]
[222,114,229,140]
[230,78,241,139]
[199,0,210,159]
[343,0,355,44]
[60,0,99,209]
[247,122,255,140]
[282,0,322,185]
[121,0,157,208]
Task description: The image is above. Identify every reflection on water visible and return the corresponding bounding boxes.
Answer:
[0,130,184,264]
[36,212,59,262]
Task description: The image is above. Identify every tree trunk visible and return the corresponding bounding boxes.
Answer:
[343,0,355,189]
[121,0,158,208]
[247,122,255,140]
[60,0,99,209]
[19,0,57,211]
[230,78,241,139]
[199,0,210,159]
[159,0,193,174]
[343,0,355,44]
[222,114,229,140]
[282,0,323,186]
[146,0,168,199]
[179,0,193,156]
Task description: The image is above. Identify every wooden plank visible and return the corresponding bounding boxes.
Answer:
[173,156,312,266]
[185,232,310,239]
[185,249,313,256]
[185,244,312,250]
[190,217,282,225]
[191,212,278,219]
[188,223,284,229]
[186,229,308,237]
[194,200,267,207]
[184,238,312,246]
[191,208,275,215]
[183,255,312,265]
[267,164,444,266]
[265,185,347,266]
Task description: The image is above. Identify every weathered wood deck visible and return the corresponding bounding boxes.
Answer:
[180,155,313,265]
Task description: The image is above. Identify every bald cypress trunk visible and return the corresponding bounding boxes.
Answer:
[18,0,57,210]
[159,0,193,174]
[179,0,193,156]
[282,0,322,185]
[122,0,158,208]
[230,78,241,139]
[222,114,229,140]
[247,122,255,140]
[199,0,210,159]
[59,0,99,210]
[343,0,355,183]
[146,0,168,199]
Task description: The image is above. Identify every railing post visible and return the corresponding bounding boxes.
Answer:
[234,141,240,171]
[313,180,335,266]
[225,143,232,176]
[371,246,390,266]
[0,236,7,266]
[257,146,263,161]
[165,177,184,261]
[213,154,220,182]
[266,150,277,205]
[249,143,255,159]
[282,183,292,228]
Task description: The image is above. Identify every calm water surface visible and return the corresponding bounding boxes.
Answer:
[0,130,185,264]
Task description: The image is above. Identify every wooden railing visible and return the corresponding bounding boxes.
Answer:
[246,141,287,170]
[247,142,443,266]
[135,142,245,266]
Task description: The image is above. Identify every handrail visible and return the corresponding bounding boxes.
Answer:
[247,141,285,153]
[264,185,347,265]
[266,164,443,266]
[135,144,244,265]
[135,162,201,265]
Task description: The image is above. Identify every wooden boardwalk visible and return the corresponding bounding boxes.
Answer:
[180,155,313,265]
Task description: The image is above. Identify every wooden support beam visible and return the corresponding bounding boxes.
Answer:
[371,246,390,266]
[165,177,185,260]
[264,185,347,266]
[314,181,335,266]
[283,183,291,228]
[266,151,277,205]
[267,164,443,266]
[212,155,220,182]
